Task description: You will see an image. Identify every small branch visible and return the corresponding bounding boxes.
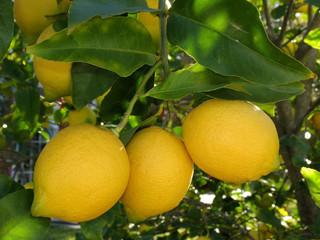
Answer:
[159,0,170,78]
[275,0,294,47]
[262,0,277,42]
[113,61,161,136]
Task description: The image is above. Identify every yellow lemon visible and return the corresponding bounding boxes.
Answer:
[14,0,71,45]
[24,182,34,189]
[68,106,97,126]
[120,126,194,222]
[182,99,279,183]
[31,123,130,222]
[138,0,161,49]
[33,24,72,101]
[312,112,320,130]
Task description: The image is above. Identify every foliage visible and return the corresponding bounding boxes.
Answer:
[0,0,320,239]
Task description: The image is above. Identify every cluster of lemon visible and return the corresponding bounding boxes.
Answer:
[29,99,279,223]
[15,0,280,224]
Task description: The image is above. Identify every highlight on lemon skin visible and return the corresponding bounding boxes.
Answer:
[120,126,194,223]
[33,24,72,101]
[14,0,72,45]
[182,99,280,184]
[31,123,130,222]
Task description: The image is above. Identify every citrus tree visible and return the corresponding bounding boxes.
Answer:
[0,0,320,239]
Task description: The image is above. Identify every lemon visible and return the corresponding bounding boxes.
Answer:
[138,0,161,49]
[283,41,298,56]
[182,99,279,183]
[312,112,320,130]
[14,0,71,45]
[31,123,130,222]
[33,24,72,101]
[120,126,194,222]
[68,106,97,126]
[24,182,34,189]
[63,96,73,106]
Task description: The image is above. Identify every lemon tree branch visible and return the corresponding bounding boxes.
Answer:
[113,61,161,136]
[159,0,170,78]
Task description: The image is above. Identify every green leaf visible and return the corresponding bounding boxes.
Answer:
[27,17,157,77]
[147,64,229,100]
[301,167,320,208]
[120,104,163,145]
[306,0,320,7]
[271,5,287,19]
[0,175,24,199]
[206,81,304,103]
[304,28,320,50]
[69,0,152,31]
[14,89,41,128]
[257,208,281,228]
[167,0,313,85]
[0,0,14,61]
[100,66,154,122]
[80,202,121,240]
[0,189,51,240]
[71,63,120,110]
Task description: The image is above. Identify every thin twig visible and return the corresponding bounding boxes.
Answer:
[275,0,295,47]
[262,0,277,42]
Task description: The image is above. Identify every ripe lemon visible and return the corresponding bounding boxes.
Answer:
[182,99,280,183]
[68,106,97,126]
[33,24,72,101]
[120,126,194,222]
[14,0,71,45]
[312,112,320,130]
[138,0,161,49]
[31,123,130,222]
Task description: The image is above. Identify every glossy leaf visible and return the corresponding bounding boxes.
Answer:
[0,189,51,240]
[80,202,121,240]
[147,64,230,100]
[0,175,24,199]
[71,63,120,110]
[305,29,320,50]
[167,0,313,85]
[69,0,152,30]
[206,81,304,103]
[27,17,157,77]
[301,167,320,208]
[0,0,14,61]
[14,89,41,128]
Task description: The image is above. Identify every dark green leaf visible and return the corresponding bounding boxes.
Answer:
[0,0,14,61]
[0,189,51,240]
[304,29,320,50]
[147,64,229,100]
[257,208,281,228]
[0,175,24,199]
[271,5,287,19]
[80,202,121,240]
[14,89,41,128]
[306,0,320,7]
[206,81,304,103]
[27,17,157,77]
[71,63,119,109]
[301,167,320,208]
[120,105,163,145]
[69,0,152,30]
[167,0,313,85]
[100,66,154,122]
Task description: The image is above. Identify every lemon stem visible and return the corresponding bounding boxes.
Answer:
[113,61,161,136]
[159,0,170,79]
